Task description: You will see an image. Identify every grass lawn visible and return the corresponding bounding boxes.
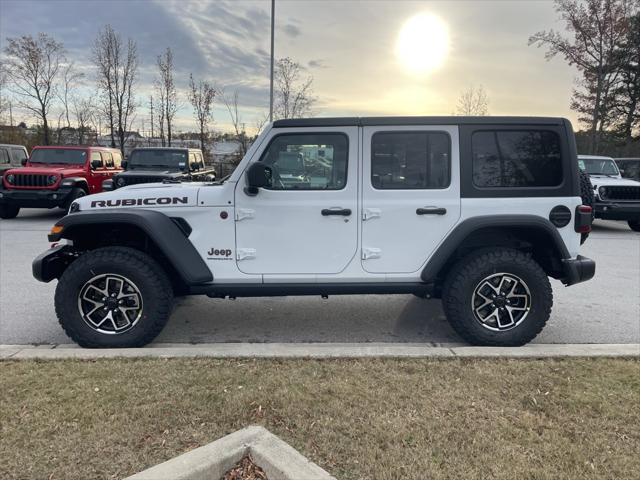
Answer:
[1,358,638,480]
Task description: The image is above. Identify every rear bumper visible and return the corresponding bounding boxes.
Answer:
[0,187,74,209]
[561,255,596,286]
[594,200,640,221]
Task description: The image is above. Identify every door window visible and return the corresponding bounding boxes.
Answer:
[101,152,114,168]
[10,149,27,165]
[371,132,450,189]
[0,149,9,164]
[113,152,122,168]
[472,130,562,187]
[259,133,348,190]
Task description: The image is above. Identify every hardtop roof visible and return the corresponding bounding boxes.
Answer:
[272,116,569,128]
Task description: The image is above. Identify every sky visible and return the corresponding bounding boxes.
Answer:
[0,0,579,135]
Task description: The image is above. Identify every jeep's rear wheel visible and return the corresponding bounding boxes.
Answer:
[442,248,552,346]
[0,204,20,219]
[55,247,173,347]
[628,220,640,232]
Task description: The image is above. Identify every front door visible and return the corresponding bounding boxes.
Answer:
[361,125,461,274]
[234,127,358,275]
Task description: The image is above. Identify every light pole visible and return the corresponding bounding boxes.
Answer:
[269,0,275,122]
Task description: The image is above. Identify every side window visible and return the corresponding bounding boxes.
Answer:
[10,149,27,165]
[90,151,103,167]
[196,152,203,165]
[472,130,562,188]
[0,149,9,164]
[371,132,450,189]
[259,133,348,190]
[112,152,122,168]
[101,152,114,168]
[188,153,196,168]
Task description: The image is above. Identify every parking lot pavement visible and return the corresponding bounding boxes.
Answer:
[1,209,639,346]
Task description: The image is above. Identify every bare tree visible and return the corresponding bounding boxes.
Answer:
[56,62,84,143]
[148,95,155,140]
[73,96,96,145]
[455,85,489,116]
[274,57,316,119]
[156,83,166,146]
[0,65,9,122]
[529,0,636,153]
[222,89,249,156]
[156,48,178,146]
[92,25,138,155]
[2,33,66,145]
[187,73,216,155]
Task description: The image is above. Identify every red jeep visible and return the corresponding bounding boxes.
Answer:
[0,146,123,219]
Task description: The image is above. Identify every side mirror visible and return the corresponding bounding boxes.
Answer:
[91,159,102,170]
[102,179,114,191]
[245,162,271,195]
[121,160,128,170]
[21,158,27,166]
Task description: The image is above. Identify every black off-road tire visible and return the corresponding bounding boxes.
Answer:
[61,187,86,211]
[442,248,553,346]
[629,220,640,232]
[0,204,20,219]
[55,246,173,348]
[579,170,595,244]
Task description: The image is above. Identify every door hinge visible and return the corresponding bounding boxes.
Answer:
[236,248,256,261]
[362,208,381,221]
[362,247,381,260]
[235,208,255,221]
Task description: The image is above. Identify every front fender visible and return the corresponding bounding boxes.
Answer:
[47,209,213,285]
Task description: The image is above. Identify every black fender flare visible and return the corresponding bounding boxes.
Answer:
[61,177,89,191]
[49,209,213,285]
[421,214,570,282]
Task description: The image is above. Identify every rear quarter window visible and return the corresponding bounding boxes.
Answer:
[472,130,563,188]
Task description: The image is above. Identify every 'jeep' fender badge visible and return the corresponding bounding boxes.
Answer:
[207,248,233,260]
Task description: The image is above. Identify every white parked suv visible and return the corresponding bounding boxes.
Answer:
[578,155,640,231]
[34,117,595,348]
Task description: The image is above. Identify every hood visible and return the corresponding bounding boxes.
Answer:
[119,169,180,177]
[588,175,640,188]
[74,183,202,211]
[5,165,85,177]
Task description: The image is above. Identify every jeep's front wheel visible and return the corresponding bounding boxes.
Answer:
[442,248,552,346]
[62,187,86,211]
[628,220,640,232]
[55,247,173,347]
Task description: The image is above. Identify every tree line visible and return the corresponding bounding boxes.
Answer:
[0,26,317,157]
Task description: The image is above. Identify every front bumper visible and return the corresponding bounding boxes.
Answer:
[561,255,596,286]
[0,186,74,209]
[32,244,77,282]
[594,200,640,221]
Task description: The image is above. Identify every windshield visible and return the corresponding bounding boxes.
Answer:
[129,150,187,169]
[579,158,620,176]
[30,149,87,165]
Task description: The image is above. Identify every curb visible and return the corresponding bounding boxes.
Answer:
[126,425,335,480]
[1,342,638,359]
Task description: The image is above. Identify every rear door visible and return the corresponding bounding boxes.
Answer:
[234,127,358,275]
[361,125,461,274]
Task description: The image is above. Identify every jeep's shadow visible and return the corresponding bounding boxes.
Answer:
[157,295,463,344]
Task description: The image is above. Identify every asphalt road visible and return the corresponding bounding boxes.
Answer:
[1,208,638,345]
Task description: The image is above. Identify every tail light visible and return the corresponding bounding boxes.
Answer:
[575,205,592,234]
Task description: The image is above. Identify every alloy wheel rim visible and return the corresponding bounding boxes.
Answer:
[77,274,143,334]
[471,272,531,331]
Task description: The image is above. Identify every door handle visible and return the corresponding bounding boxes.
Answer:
[321,208,352,216]
[416,207,447,215]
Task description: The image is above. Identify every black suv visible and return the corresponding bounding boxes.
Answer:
[103,147,216,190]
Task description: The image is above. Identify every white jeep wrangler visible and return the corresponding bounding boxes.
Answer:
[578,155,640,232]
[34,117,595,348]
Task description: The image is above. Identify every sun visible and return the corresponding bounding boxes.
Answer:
[395,13,449,75]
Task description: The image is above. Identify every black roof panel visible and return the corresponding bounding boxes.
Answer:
[273,116,568,128]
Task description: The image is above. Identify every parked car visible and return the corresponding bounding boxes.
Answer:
[615,158,640,182]
[103,147,216,190]
[34,116,595,348]
[0,145,123,219]
[0,144,29,176]
[578,155,640,231]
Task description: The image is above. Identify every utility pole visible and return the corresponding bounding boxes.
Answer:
[9,101,13,127]
[149,96,154,144]
[269,0,275,123]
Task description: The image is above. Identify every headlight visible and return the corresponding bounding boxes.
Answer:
[47,175,58,185]
[5,174,15,184]
[598,186,606,197]
[116,177,126,187]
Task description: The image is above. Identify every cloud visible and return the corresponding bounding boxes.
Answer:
[308,59,328,69]
[282,24,301,38]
